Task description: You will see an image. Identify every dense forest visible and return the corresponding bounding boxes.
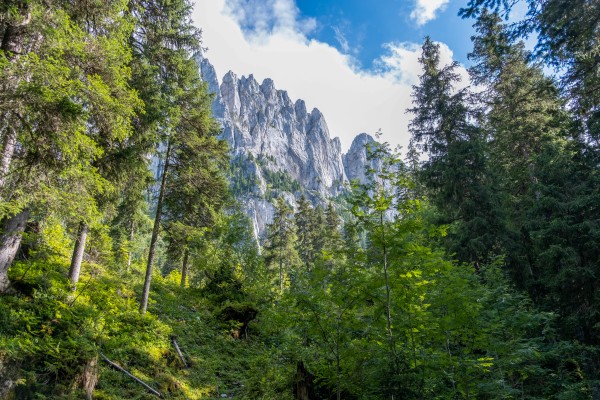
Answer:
[1,0,600,398]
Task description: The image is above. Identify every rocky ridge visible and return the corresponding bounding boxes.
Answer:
[197,54,375,238]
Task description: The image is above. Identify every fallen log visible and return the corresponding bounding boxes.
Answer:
[99,352,162,398]
[172,338,188,368]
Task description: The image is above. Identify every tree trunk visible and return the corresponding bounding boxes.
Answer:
[140,140,171,314]
[294,361,311,400]
[180,248,189,287]
[0,126,17,190]
[77,355,99,400]
[0,209,29,293]
[381,212,394,355]
[127,219,134,272]
[1,4,31,60]
[279,257,283,292]
[68,222,88,289]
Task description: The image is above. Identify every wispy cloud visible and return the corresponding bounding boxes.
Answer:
[376,41,469,87]
[224,0,316,37]
[410,0,450,26]
[193,0,468,151]
[332,26,350,54]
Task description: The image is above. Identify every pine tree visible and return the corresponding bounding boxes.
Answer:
[264,197,300,292]
[294,195,315,270]
[0,0,138,292]
[126,0,228,313]
[323,202,344,257]
[409,36,501,265]
[468,11,571,286]
[163,117,228,287]
[461,0,600,143]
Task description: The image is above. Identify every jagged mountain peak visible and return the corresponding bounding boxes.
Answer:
[352,132,376,146]
[344,133,380,184]
[198,56,376,238]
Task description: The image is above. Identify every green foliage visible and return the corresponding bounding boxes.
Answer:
[263,169,302,193]
[2,0,600,397]
[228,154,259,195]
[0,212,293,399]
[229,153,301,198]
[409,37,502,265]
[407,7,600,395]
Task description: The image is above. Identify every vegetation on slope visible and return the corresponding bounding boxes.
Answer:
[2,0,600,398]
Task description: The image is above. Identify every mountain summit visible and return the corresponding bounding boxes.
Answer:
[197,54,374,238]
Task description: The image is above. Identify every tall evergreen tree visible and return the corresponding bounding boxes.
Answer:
[409,37,501,265]
[461,0,600,143]
[264,197,300,292]
[467,8,600,347]
[468,11,571,286]
[126,0,227,314]
[0,0,138,292]
[294,195,315,270]
[162,112,228,287]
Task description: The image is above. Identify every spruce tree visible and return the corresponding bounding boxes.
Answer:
[0,0,138,292]
[264,197,300,292]
[126,0,228,313]
[409,37,500,265]
[468,11,570,286]
[294,195,315,270]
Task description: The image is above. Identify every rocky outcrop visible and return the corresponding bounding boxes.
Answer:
[343,133,379,184]
[217,70,346,197]
[0,357,19,399]
[197,54,374,238]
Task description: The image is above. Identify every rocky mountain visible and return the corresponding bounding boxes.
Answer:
[197,54,374,239]
[343,132,380,184]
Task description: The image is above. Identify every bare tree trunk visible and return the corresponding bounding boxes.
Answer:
[381,212,393,355]
[0,127,17,190]
[68,222,88,289]
[180,248,189,287]
[0,209,29,293]
[140,140,171,314]
[171,338,187,368]
[77,355,99,400]
[279,257,283,292]
[294,361,311,400]
[127,219,134,272]
[99,352,162,398]
[336,320,341,400]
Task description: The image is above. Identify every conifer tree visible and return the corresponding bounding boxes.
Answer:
[162,117,228,287]
[264,197,300,291]
[0,0,138,292]
[294,195,315,270]
[125,0,228,313]
[468,11,571,286]
[409,37,500,265]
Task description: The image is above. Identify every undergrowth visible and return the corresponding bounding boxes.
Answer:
[1,255,293,399]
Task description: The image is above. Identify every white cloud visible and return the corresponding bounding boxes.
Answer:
[410,0,450,26]
[332,26,350,54]
[193,0,468,152]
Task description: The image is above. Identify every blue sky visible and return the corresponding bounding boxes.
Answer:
[193,0,477,151]
[295,0,476,68]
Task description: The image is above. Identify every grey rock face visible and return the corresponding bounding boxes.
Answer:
[220,72,346,196]
[196,52,227,121]
[199,57,372,238]
[343,133,379,184]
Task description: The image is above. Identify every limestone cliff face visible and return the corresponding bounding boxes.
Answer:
[218,70,346,196]
[343,133,379,184]
[197,54,374,238]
